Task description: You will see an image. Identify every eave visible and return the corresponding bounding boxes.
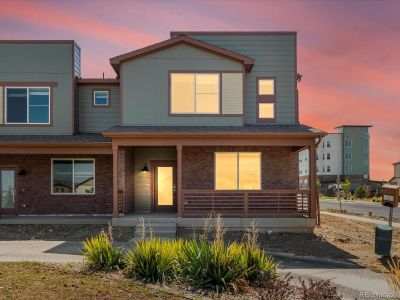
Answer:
[109,35,255,74]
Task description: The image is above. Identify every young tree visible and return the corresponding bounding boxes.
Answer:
[341,179,351,201]
[375,184,382,197]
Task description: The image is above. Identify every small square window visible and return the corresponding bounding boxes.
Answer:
[258,103,274,119]
[258,79,274,95]
[93,91,109,106]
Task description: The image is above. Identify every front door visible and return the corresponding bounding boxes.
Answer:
[153,161,177,212]
[0,169,16,215]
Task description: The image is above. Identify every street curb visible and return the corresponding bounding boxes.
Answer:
[269,251,359,268]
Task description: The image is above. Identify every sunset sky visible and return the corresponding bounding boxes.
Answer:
[1,0,399,180]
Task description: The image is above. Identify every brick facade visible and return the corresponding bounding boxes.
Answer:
[182,146,299,190]
[0,154,113,215]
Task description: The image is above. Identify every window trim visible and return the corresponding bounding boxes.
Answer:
[93,89,111,107]
[51,158,96,195]
[256,77,276,123]
[4,86,51,125]
[214,152,262,191]
[169,72,221,115]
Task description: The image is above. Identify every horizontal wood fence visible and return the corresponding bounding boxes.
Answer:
[182,189,310,217]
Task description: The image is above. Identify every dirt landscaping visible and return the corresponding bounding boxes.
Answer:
[0,224,133,242]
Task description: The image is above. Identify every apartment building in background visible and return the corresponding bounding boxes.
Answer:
[390,161,400,185]
[299,125,371,192]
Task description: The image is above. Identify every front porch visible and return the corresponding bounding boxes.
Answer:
[109,128,320,229]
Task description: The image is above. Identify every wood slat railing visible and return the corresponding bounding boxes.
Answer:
[182,189,310,217]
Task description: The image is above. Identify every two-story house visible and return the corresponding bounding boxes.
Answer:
[0,32,325,232]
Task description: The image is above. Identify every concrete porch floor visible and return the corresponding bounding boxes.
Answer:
[0,216,111,225]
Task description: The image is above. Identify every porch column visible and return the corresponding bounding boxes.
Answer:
[112,145,119,218]
[309,144,317,219]
[176,144,183,217]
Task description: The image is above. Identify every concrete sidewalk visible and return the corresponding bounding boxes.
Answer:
[0,240,130,263]
[278,258,395,300]
[321,211,400,229]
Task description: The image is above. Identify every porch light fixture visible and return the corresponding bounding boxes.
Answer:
[141,163,149,172]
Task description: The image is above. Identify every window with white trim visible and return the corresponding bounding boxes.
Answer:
[170,73,219,114]
[215,152,261,190]
[93,90,109,106]
[52,159,95,194]
[5,87,50,124]
[257,78,275,121]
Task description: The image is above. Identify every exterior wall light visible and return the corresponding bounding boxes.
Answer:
[141,163,149,172]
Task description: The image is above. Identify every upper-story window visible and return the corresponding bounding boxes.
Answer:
[327,153,331,160]
[257,78,275,122]
[5,87,50,124]
[93,90,110,106]
[170,73,220,114]
[345,138,352,147]
[327,141,331,148]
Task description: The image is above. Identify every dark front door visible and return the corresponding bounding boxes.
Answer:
[0,168,17,215]
[153,161,177,213]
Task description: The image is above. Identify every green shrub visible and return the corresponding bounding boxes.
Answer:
[81,232,124,272]
[124,238,181,283]
[244,245,278,283]
[354,185,371,199]
[180,238,250,293]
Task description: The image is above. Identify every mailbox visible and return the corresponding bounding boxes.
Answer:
[382,184,399,208]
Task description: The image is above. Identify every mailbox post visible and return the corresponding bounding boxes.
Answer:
[375,184,399,256]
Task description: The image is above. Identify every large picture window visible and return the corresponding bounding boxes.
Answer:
[52,159,95,194]
[6,87,50,124]
[170,73,219,114]
[215,152,261,190]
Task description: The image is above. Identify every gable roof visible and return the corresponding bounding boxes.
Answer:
[109,35,255,74]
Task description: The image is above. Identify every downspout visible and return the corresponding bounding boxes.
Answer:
[314,135,323,226]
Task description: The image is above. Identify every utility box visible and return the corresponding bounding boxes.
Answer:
[382,184,399,208]
[375,225,393,256]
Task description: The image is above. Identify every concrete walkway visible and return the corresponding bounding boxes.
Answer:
[321,211,400,229]
[278,258,395,300]
[0,240,130,263]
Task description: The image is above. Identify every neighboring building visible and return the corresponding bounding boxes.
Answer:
[299,125,371,192]
[0,32,325,231]
[389,162,400,185]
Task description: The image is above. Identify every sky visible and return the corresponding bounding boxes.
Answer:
[0,0,399,180]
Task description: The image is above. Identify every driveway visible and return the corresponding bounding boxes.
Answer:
[320,199,400,218]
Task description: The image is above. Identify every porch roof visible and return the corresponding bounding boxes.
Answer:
[104,124,326,137]
[0,133,111,144]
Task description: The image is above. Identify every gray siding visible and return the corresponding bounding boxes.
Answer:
[221,73,243,114]
[121,43,243,126]
[179,34,297,124]
[0,42,74,134]
[78,85,120,132]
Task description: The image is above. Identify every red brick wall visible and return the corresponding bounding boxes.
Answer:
[183,146,299,190]
[0,154,113,215]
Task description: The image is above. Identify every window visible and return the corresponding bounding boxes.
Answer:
[345,138,352,147]
[316,154,319,160]
[93,90,109,106]
[345,152,352,160]
[345,164,352,173]
[52,159,95,194]
[323,153,325,160]
[322,141,325,148]
[215,152,261,190]
[257,78,275,121]
[6,87,50,124]
[327,166,331,173]
[170,73,219,114]
[323,166,325,172]
[327,141,331,148]
[327,153,331,160]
